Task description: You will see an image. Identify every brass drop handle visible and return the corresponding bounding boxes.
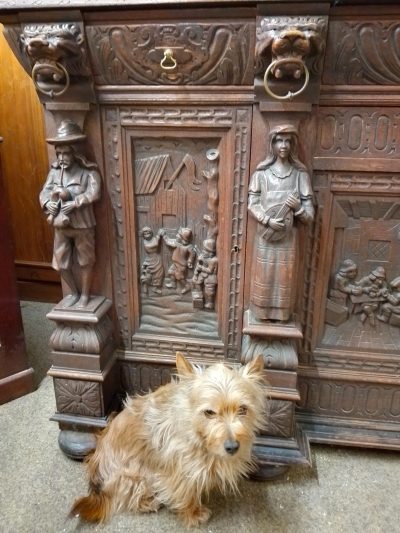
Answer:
[160,49,177,70]
[263,58,309,101]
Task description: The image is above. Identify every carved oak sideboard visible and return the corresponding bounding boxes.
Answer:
[2,0,400,476]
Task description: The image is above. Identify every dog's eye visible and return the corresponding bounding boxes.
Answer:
[204,409,217,418]
[238,405,248,416]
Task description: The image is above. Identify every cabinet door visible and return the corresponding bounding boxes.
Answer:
[102,105,252,391]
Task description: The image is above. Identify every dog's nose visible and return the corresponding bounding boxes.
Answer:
[224,439,240,455]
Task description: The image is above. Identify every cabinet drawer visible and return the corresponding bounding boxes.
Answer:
[85,17,255,86]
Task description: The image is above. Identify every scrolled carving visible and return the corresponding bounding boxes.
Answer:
[255,16,327,82]
[49,317,113,353]
[86,23,254,86]
[324,20,400,85]
[20,23,90,98]
[241,335,297,371]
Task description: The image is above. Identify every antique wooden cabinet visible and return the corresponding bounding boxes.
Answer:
[1,0,399,475]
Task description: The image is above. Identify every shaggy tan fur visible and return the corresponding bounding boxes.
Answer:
[71,352,266,527]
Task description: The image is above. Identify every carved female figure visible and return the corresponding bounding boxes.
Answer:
[140,227,164,294]
[248,124,314,321]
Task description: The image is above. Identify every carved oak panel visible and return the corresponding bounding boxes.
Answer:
[85,21,255,86]
[298,377,400,423]
[103,106,251,361]
[304,170,400,372]
[323,19,400,86]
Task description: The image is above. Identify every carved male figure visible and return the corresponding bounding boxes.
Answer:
[163,227,196,294]
[378,276,400,324]
[356,266,388,326]
[39,120,101,308]
[248,124,314,321]
[192,239,218,309]
[140,226,164,295]
[329,259,363,308]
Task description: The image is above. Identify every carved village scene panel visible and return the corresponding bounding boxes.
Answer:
[133,135,220,338]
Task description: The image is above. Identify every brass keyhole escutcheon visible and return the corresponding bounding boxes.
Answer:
[160,49,177,70]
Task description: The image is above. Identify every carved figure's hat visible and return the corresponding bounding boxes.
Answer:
[47,120,86,145]
[203,239,216,253]
[179,227,192,241]
[269,124,298,137]
[371,266,386,279]
[340,259,357,273]
[390,276,400,289]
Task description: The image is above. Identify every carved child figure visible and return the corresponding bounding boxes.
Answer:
[163,227,196,294]
[39,120,101,308]
[192,239,218,309]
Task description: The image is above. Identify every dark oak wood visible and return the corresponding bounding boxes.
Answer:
[2,0,400,468]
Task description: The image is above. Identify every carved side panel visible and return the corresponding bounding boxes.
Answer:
[103,106,251,360]
[298,378,400,423]
[54,378,102,417]
[120,362,173,395]
[315,108,400,161]
[261,400,294,438]
[85,22,255,86]
[323,20,400,86]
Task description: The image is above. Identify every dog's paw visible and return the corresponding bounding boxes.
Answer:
[179,505,212,527]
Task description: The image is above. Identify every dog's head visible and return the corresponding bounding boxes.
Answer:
[175,353,267,462]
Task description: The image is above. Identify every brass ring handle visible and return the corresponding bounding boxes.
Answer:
[263,58,309,101]
[32,61,70,98]
[160,49,177,70]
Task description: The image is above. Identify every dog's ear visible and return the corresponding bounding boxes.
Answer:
[176,351,195,376]
[240,355,264,379]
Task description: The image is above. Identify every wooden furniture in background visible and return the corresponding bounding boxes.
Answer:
[0,140,35,403]
[0,27,61,302]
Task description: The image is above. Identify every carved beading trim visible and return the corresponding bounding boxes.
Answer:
[130,337,225,360]
[298,377,400,421]
[328,173,400,193]
[227,108,251,350]
[85,22,255,86]
[54,378,102,417]
[120,107,234,126]
[310,354,400,374]
[103,107,130,345]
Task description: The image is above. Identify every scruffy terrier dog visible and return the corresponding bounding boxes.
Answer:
[71,352,266,527]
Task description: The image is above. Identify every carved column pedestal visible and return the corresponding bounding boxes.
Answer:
[47,296,117,459]
[242,311,311,478]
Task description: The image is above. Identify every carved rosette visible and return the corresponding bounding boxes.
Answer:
[54,379,102,417]
[261,400,294,438]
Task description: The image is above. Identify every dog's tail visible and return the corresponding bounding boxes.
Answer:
[70,491,112,523]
